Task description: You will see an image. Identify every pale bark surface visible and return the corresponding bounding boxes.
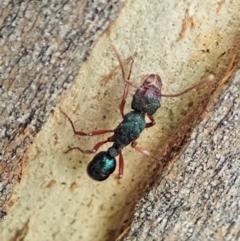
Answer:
[0,0,125,219]
[122,70,240,241]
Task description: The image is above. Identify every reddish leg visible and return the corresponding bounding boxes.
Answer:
[131,141,163,174]
[111,45,139,118]
[61,110,114,136]
[131,140,158,161]
[64,136,113,154]
[119,58,135,118]
[117,149,124,179]
[145,114,156,128]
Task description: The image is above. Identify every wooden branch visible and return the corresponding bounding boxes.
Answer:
[121,69,240,240]
[1,1,240,240]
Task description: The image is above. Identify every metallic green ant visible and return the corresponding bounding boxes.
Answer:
[62,46,209,181]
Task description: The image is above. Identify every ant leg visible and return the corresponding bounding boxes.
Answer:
[64,136,113,154]
[119,58,135,118]
[145,114,156,128]
[61,110,114,136]
[131,141,163,174]
[131,140,158,161]
[118,149,124,179]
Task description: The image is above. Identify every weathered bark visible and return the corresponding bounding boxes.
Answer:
[121,69,240,241]
[0,0,125,219]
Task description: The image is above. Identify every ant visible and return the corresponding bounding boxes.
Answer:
[61,46,211,181]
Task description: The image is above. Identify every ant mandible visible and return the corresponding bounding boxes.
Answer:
[61,45,210,181]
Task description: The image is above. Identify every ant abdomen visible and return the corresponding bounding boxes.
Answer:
[87,151,116,181]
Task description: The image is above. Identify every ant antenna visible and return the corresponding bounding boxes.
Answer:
[111,45,138,88]
[161,74,214,98]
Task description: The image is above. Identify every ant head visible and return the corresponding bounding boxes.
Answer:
[131,74,162,115]
[142,74,162,91]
